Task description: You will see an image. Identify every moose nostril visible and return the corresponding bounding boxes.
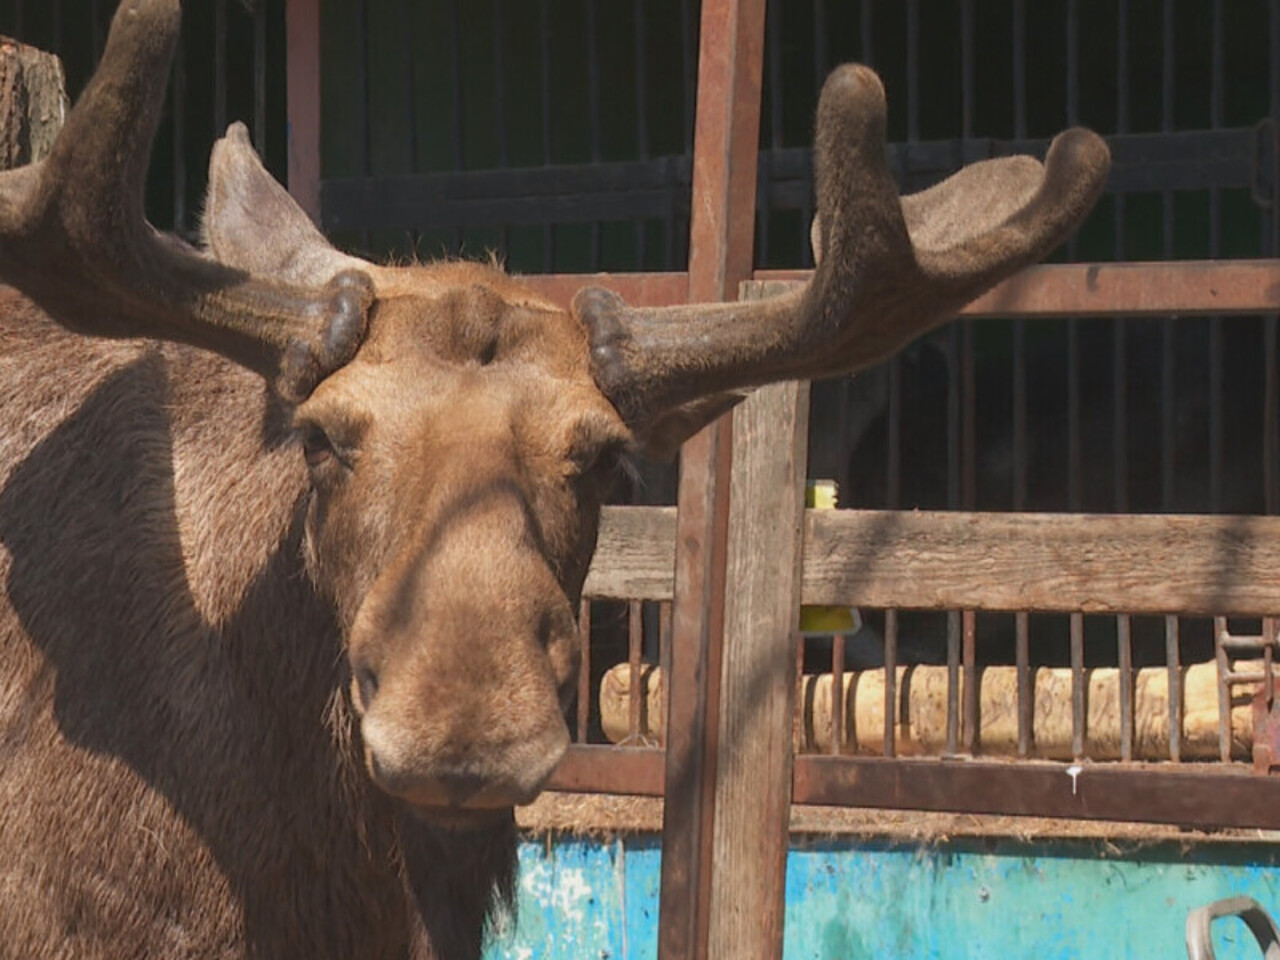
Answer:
[353,663,380,710]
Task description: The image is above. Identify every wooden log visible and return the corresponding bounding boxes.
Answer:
[601,661,1257,761]
[0,38,67,169]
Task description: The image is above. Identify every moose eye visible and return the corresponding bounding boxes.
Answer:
[301,425,336,469]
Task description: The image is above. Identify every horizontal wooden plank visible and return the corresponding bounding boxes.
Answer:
[583,505,677,600]
[756,260,1280,318]
[803,509,1280,616]
[584,506,1280,616]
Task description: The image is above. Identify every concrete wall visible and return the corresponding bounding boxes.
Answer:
[484,835,1280,959]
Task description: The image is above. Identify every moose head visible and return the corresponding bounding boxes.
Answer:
[0,0,1109,825]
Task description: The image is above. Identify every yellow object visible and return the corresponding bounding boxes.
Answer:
[800,480,857,634]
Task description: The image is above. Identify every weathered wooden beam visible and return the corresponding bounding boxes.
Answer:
[707,284,808,960]
[586,507,1280,617]
[0,38,67,169]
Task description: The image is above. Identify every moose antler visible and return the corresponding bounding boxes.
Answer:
[0,0,370,401]
[577,65,1110,445]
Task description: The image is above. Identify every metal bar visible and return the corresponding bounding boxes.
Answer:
[960,0,974,139]
[830,631,844,756]
[658,0,766,956]
[628,599,643,741]
[906,0,919,143]
[790,757,1280,832]
[355,0,372,252]
[1267,315,1278,513]
[1071,613,1086,758]
[577,598,591,743]
[859,0,872,67]
[214,0,227,139]
[1167,614,1182,762]
[633,0,649,265]
[1218,617,1236,762]
[1118,614,1133,761]
[884,608,898,759]
[585,0,602,270]
[539,0,554,272]
[285,0,323,223]
[254,0,267,157]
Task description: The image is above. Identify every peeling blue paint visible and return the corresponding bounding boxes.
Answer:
[483,836,1280,959]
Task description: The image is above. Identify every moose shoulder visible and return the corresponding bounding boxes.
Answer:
[0,1,1109,958]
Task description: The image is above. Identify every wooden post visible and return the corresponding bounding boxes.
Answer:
[285,0,322,223]
[657,1,766,959]
[0,38,67,169]
[708,281,809,960]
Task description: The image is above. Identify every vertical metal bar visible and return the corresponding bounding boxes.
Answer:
[1167,614,1182,762]
[1162,0,1180,765]
[52,0,62,63]
[830,632,844,756]
[906,0,920,143]
[356,0,372,251]
[447,0,463,251]
[254,0,268,157]
[493,0,509,256]
[960,321,978,752]
[91,0,104,68]
[860,0,873,67]
[887,358,901,509]
[539,0,554,272]
[1118,614,1133,761]
[658,0,766,957]
[1013,320,1031,758]
[1115,0,1133,765]
[577,599,592,743]
[1013,0,1026,140]
[961,0,974,139]
[1267,317,1279,514]
[585,0,602,270]
[813,0,828,96]
[633,0,649,266]
[1013,0,1031,759]
[946,329,962,756]
[1208,0,1225,511]
[1066,0,1079,128]
[1071,614,1086,759]
[286,0,323,223]
[884,608,898,759]
[214,0,227,137]
[400,0,419,171]
[629,599,644,741]
[1215,616,1231,764]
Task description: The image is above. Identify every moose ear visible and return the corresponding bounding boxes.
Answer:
[203,122,369,287]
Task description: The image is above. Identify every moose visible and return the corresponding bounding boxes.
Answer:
[0,1,1108,957]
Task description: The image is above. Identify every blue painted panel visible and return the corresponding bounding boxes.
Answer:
[483,836,1280,960]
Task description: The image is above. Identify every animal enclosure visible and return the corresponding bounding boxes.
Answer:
[4,2,1280,959]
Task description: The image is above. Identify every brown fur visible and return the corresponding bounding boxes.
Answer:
[0,270,631,957]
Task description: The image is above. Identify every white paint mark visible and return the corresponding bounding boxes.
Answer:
[1066,763,1083,796]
